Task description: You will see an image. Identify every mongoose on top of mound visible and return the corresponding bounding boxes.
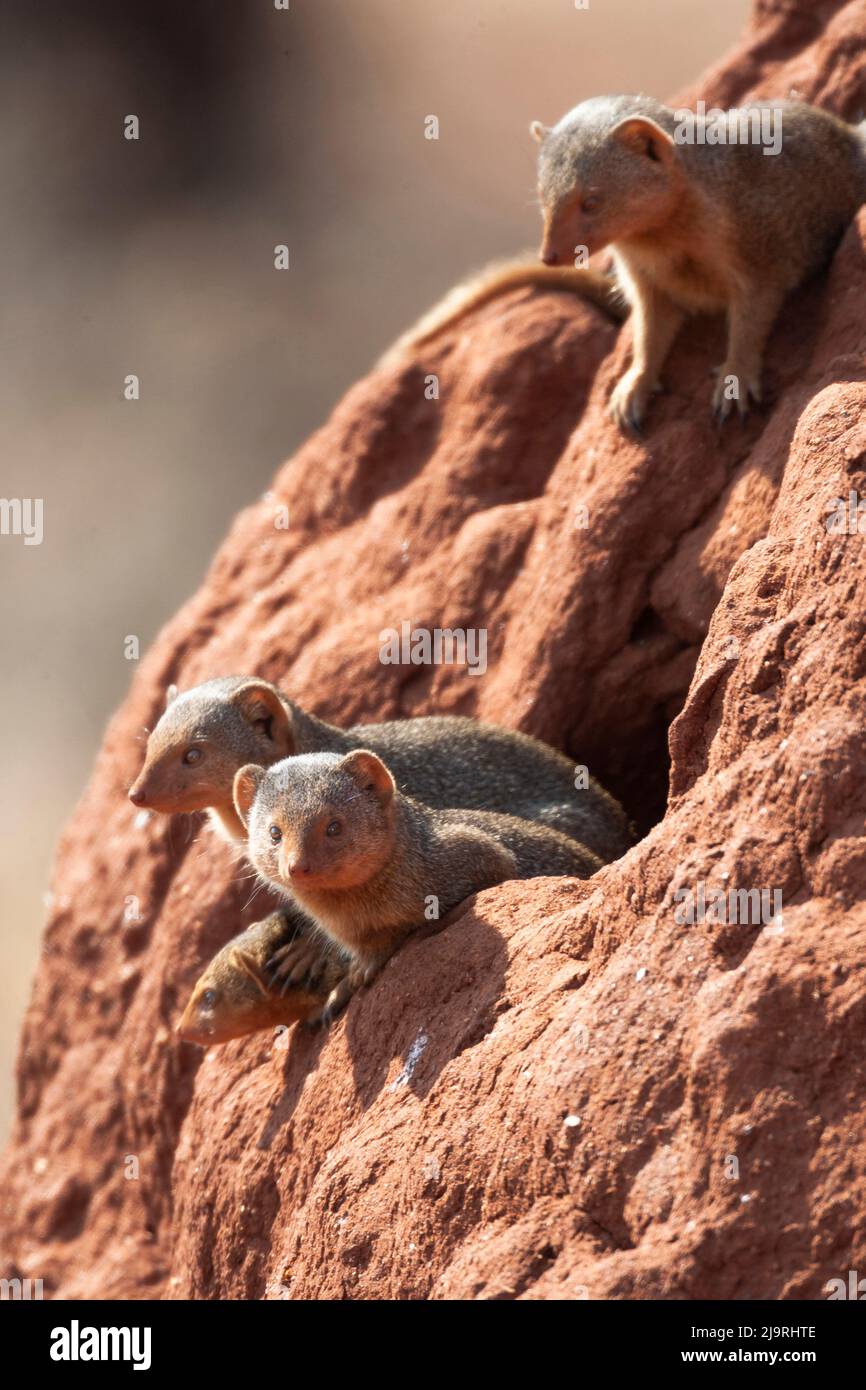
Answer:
[387,96,866,432]
[233,749,602,1019]
[177,912,344,1046]
[128,675,630,861]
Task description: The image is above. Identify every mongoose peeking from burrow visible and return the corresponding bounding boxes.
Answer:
[388,96,866,433]
[176,912,344,1046]
[128,676,631,861]
[233,749,602,1020]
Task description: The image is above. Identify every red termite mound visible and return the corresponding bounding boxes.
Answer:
[2,0,866,1299]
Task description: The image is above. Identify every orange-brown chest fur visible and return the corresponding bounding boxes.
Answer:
[293,885,408,962]
[616,193,739,313]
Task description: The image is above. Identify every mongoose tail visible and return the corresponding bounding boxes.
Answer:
[177,912,344,1046]
[378,259,626,368]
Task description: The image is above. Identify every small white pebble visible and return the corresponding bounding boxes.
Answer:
[635,967,647,982]
[564,1114,581,1128]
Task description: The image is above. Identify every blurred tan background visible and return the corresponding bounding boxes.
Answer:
[0,0,750,1138]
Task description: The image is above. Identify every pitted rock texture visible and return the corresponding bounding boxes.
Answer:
[2,0,866,1300]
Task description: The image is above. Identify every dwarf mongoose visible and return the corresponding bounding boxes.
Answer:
[128,676,630,860]
[176,912,345,1046]
[537,95,866,429]
[233,749,602,1019]
[389,96,866,432]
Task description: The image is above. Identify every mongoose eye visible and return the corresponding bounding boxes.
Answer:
[182,747,202,766]
[201,989,217,1008]
[269,824,282,844]
[326,819,342,838]
[581,194,600,214]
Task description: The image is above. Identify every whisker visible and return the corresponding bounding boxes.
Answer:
[242,879,268,912]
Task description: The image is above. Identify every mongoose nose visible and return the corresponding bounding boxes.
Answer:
[128,786,147,806]
[541,249,559,266]
[286,860,310,879]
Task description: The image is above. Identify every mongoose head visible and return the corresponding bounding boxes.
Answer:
[235,750,397,896]
[128,677,294,816]
[530,95,681,265]
[177,913,325,1046]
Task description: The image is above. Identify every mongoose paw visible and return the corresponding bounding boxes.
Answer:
[314,997,343,1029]
[711,364,762,423]
[608,368,651,436]
[303,1007,333,1033]
[309,969,366,1028]
[268,935,328,990]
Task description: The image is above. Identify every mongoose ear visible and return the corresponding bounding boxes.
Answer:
[341,750,396,804]
[165,684,179,707]
[232,948,270,999]
[233,763,265,828]
[232,680,294,754]
[530,120,551,144]
[610,116,676,164]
